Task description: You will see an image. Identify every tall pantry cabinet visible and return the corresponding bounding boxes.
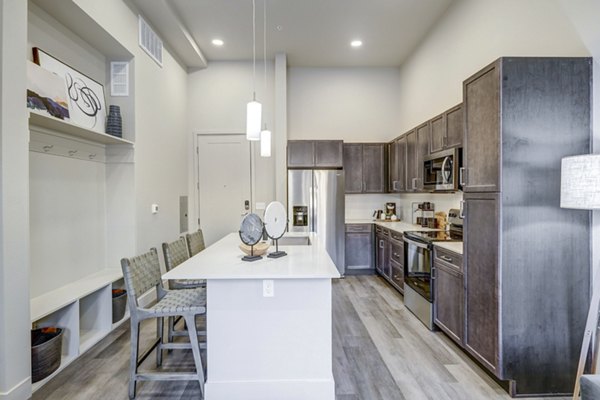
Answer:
[462,57,592,396]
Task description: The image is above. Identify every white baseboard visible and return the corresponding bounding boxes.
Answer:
[0,377,31,400]
[205,379,335,400]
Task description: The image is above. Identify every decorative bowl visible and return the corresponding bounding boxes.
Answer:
[239,241,270,257]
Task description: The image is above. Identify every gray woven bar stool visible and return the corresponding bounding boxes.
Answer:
[185,229,206,257]
[162,237,206,342]
[121,248,206,399]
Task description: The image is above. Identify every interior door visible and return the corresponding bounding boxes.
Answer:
[197,134,251,246]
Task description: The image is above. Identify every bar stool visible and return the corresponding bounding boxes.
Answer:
[121,248,206,399]
[185,229,206,257]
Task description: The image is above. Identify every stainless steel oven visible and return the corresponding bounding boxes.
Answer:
[403,236,433,301]
[423,148,460,191]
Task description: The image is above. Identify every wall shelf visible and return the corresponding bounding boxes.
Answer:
[29,111,133,146]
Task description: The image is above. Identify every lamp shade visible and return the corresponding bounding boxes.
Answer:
[560,154,600,209]
[246,100,262,141]
[260,129,271,157]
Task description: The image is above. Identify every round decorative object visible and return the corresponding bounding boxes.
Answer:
[239,213,264,261]
[263,201,288,259]
[264,201,287,240]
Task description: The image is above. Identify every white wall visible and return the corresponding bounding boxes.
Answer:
[187,61,276,221]
[0,1,30,398]
[288,67,402,141]
[75,0,190,255]
[396,0,589,133]
[557,0,600,283]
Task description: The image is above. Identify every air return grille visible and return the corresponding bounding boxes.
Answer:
[138,15,163,67]
[110,62,129,96]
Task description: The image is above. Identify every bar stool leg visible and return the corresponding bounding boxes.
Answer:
[157,317,164,366]
[185,314,205,398]
[129,320,140,399]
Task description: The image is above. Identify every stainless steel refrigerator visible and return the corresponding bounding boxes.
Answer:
[288,169,345,275]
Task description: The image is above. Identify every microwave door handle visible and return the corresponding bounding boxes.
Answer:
[441,156,451,183]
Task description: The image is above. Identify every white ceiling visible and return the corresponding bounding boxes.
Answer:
[134,0,455,68]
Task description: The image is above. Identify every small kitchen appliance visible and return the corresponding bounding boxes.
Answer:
[403,208,463,329]
[385,202,396,219]
[423,148,461,192]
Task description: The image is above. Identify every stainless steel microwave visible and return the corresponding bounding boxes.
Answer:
[423,148,461,191]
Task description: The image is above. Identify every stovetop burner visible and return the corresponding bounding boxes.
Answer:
[403,229,463,243]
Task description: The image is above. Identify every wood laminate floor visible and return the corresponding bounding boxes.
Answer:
[34,276,568,400]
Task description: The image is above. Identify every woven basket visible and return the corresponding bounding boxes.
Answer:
[112,289,127,323]
[31,327,63,383]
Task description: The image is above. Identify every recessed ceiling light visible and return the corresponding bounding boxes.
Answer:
[212,39,224,46]
[351,40,363,48]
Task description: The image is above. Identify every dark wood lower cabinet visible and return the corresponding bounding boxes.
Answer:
[345,224,373,273]
[374,227,404,294]
[433,256,463,345]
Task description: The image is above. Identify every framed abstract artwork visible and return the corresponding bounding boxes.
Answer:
[26,61,70,121]
[33,47,107,132]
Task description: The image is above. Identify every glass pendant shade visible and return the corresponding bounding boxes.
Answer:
[260,128,271,157]
[246,100,262,141]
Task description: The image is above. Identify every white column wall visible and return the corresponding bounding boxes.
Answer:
[0,0,31,398]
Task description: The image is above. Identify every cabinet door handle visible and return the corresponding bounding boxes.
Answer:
[460,200,465,218]
[379,240,384,249]
[363,182,366,192]
[440,255,453,263]
[459,167,466,186]
[412,177,418,190]
[392,181,398,191]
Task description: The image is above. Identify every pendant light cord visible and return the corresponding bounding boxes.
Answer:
[263,0,267,129]
[252,0,256,100]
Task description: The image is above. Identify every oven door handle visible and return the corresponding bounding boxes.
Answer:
[403,237,430,250]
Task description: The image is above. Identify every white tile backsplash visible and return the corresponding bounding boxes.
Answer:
[345,192,463,223]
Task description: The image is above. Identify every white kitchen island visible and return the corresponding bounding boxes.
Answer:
[162,232,340,400]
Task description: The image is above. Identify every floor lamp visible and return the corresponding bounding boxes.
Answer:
[561,154,600,399]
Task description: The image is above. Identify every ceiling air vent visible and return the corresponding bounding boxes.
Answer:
[110,62,129,96]
[138,15,163,67]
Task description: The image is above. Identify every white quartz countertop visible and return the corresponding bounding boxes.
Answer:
[433,241,464,255]
[163,232,340,280]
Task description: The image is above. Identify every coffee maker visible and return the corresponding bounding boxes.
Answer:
[385,202,396,219]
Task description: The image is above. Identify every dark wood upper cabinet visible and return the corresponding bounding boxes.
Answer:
[463,64,500,192]
[388,137,407,193]
[405,130,417,192]
[344,143,386,194]
[363,144,386,193]
[315,140,343,168]
[415,123,429,191]
[288,140,343,168]
[429,104,463,154]
[445,104,463,149]
[343,144,363,193]
[287,140,315,168]
[429,113,445,154]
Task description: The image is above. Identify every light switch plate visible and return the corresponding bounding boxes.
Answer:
[151,204,159,214]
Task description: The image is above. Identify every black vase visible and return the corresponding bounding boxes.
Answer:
[106,105,122,138]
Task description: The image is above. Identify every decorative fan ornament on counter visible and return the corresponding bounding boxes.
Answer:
[264,201,288,258]
[239,213,265,262]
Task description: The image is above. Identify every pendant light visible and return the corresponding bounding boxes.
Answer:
[246,0,261,141]
[260,0,272,157]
